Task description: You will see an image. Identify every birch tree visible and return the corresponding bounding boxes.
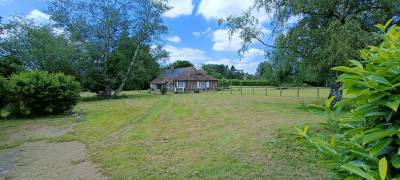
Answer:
[49,0,168,97]
[113,0,168,96]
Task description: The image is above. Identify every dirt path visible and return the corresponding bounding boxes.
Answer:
[0,122,107,180]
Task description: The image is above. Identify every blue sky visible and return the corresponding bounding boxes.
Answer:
[0,0,276,74]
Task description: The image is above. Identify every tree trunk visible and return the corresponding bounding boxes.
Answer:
[328,81,343,108]
[113,44,141,96]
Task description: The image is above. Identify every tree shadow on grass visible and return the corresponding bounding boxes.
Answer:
[79,93,155,102]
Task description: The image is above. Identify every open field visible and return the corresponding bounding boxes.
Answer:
[0,92,329,179]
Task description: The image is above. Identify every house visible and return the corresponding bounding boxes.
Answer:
[150,67,218,93]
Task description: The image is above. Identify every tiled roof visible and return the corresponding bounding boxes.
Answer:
[150,67,217,84]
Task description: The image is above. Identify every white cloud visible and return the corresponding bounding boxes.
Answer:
[197,0,272,23]
[26,9,52,25]
[192,27,212,37]
[167,36,181,43]
[164,45,208,63]
[164,0,194,18]
[212,29,242,51]
[242,48,264,61]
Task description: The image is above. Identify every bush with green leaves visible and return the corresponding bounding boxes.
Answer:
[7,71,80,117]
[0,76,7,110]
[296,21,400,179]
[160,87,167,95]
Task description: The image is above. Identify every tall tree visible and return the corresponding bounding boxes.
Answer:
[48,0,168,97]
[255,61,273,81]
[114,0,168,96]
[221,0,400,86]
[0,19,84,79]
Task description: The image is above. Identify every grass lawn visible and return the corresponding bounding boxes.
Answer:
[0,92,329,179]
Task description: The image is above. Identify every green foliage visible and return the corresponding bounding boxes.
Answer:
[223,0,399,86]
[219,79,270,87]
[297,22,400,179]
[169,60,193,69]
[48,0,168,96]
[202,64,252,80]
[256,61,273,81]
[0,55,23,77]
[6,71,80,117]
[160,87,167,95]
[0,76,7,110]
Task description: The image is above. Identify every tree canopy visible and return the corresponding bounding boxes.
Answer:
[222,0,400,86]
[0,0,168,96]
[168,60,194,69]
[47,0,168,97]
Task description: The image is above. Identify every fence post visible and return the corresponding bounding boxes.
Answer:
[230,80,233,94]
[297,86,300,97]
[265,87,268,96]
[280,87,282,97]
[317,87,320,99]
[252,87,255,96]
[221,80,224,94]
[240,82,242,96]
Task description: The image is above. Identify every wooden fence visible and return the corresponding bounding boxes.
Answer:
[216,86,330,99]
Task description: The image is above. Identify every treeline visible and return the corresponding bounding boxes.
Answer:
[218,79,270,87]
[202,64,255,80]
[1,25,161,91]
[1,0,169,98]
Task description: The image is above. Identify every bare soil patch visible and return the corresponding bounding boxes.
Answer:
[0,141,106,180]
[0,119,107,180]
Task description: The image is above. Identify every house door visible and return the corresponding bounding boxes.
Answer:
[177,81,185,92]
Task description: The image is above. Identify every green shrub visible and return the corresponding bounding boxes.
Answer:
[296,21,400,179]
[0,76,7,110]
[160,87,167,95]
[7,71,80,117]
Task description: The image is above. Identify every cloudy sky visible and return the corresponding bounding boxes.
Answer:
[0,0,276,74]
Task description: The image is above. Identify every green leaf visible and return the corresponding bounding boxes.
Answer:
[383,19,393,30]
[310,137,338,157]
[341,163,376,180]
[369,138,392,158]
[379,157,387,180]
[332,66,356,73]
[362,130,397,145]
[325,96,335,111]
[383,99,400,112]
[392,154,400,168]
[376,24,386,32]
[367,75,392,86]
[349,60,363,68]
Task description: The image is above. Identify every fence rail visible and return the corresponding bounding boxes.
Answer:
[217,86,330,99]
[145,86,331,99]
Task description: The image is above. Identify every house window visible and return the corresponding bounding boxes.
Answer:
[197,81,208,89]
[178,81,185,88]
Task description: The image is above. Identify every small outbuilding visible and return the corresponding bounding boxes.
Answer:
[150,67,218,93]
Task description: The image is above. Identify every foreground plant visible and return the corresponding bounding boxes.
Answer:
[296,20,400,179]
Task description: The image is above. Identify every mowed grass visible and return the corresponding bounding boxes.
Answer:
[62,93,328,179]
[0,92,330,179]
